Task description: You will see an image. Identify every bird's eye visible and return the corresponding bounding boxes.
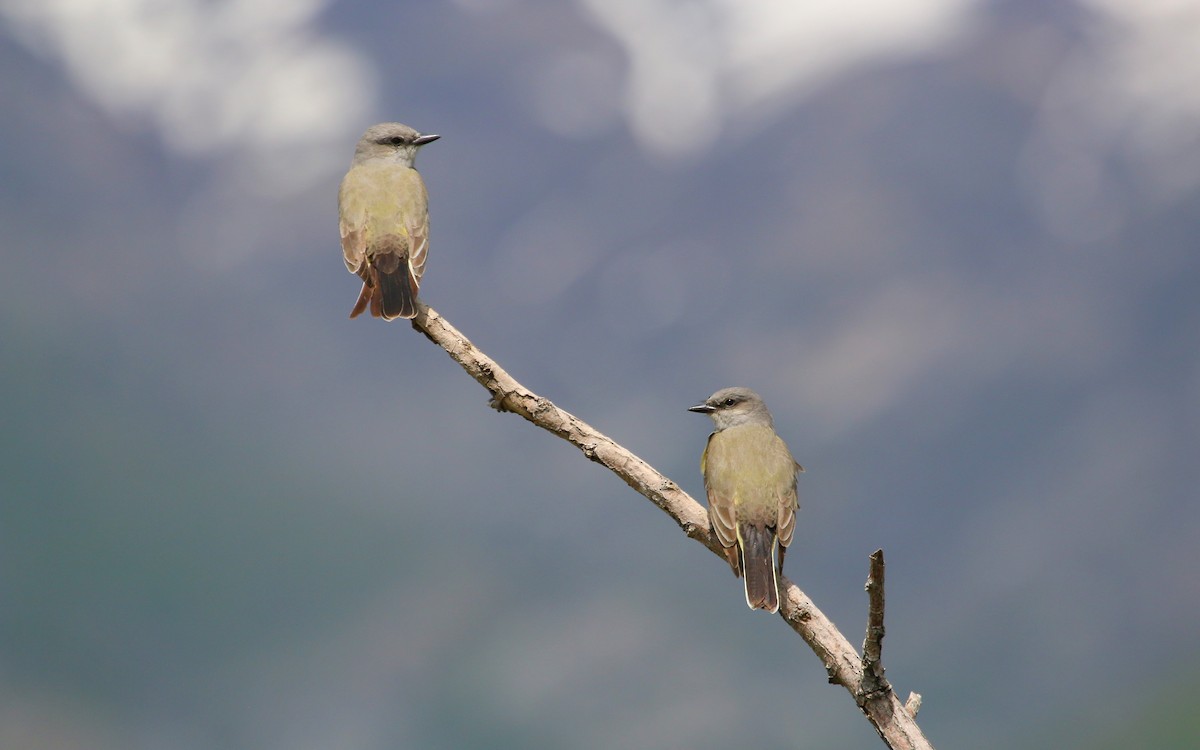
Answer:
[388,136,404,145]
[723,398,737,407]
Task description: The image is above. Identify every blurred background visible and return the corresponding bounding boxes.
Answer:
[2,0,1197,747]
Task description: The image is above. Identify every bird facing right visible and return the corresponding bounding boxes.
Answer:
[689,387,802,613]
[338,122,440,321]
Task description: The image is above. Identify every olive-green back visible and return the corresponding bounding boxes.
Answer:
[701,423,799,547]
[338,162,429,273]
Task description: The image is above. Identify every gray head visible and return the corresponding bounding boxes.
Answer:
[352,122,440,167]
[688,386,774,431]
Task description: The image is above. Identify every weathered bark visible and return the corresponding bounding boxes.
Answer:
[408,303,934,750]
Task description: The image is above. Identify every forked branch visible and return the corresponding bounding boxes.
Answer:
[409,303,933,750]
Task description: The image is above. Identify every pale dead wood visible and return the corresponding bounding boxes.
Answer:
[906,692,924,717]
[409,303,934,750]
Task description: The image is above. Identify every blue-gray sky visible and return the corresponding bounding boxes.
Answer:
[2,0,1198,748]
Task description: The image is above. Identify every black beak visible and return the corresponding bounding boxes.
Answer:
[414,133,441,146]
[688,402,715,414]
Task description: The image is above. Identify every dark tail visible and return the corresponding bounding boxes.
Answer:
[350,264,418,321]
[740,525,779,613]
[376,264,419,320]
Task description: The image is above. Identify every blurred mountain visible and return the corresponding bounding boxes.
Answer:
[1,1,1198,748]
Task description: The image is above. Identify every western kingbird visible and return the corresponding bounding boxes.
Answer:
[689,387,801,613]
[339,122,440,320]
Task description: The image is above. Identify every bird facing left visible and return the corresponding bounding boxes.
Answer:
[689,387,802,613]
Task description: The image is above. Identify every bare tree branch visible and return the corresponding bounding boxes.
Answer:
[409,303,935,750]
[861,549,889,699]
[906,692,924,717]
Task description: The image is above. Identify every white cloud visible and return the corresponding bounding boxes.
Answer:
[578,0,976,158]
[1020,0,1200,239]
[0,0,374,186]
